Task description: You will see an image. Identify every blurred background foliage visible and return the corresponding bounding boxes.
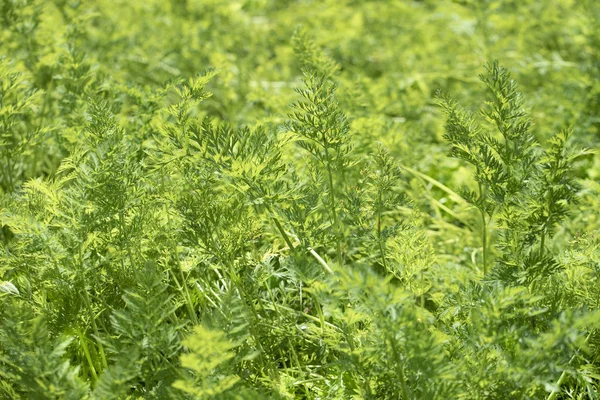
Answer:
[2,0,599,198]
[1,1,598,148]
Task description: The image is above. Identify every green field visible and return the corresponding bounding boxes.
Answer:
[1,1,600,398]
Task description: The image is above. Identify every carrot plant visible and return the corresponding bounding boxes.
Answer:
[1,1,599,399]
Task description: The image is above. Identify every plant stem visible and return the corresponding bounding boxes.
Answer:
[226,262,276,379]
[78,330,98,382]
[267,205,334,274]
[481,208,488,274]
[477,182,488,274]
[389,337,411,399]
[165,206,199,325]
[307,246,334,274]
[170,268,198,325]
[323,144,343,267]
[377,191,388,271]
[540,230,546,260]
[77,246,108,370]
[80,289,108,369]
[5,155,14,192]
[269,211,295,252]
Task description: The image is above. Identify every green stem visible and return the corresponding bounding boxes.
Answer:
[478,181,488,274]
[269,210,295,252]
[5,155,14,192]
[245,180,296,254]
[267,204,334,274]
[226,262,277,379]
[77,245,108,370]
[310,292,326,335]
[77,330,98,382]
[307,246,334,274]
[170,268,198,325]
[165,206,199,324]
[481,208,488,274]
[389,337,411,399]
[323,145,342,267]
[80,290,108,369]
[377,191,388,271]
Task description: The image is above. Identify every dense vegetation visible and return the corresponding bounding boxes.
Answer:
[1,1,600,398]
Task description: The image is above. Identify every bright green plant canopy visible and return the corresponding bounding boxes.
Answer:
[1,0,599,399]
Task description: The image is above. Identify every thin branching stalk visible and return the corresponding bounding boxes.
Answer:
[377,190,388,271]
[323,141,343,267]
[478,181,488,274]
